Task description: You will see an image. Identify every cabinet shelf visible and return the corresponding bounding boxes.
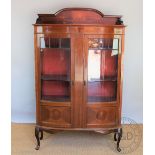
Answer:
[41,48,70,51]
[41,74,70,81]
[88,96,116,102]
[88,76,117,82]
[41,95,70,102]
[89,48,118,51]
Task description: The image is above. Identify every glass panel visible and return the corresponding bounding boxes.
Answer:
[88,38,119,50]
[88,81,117,102]
[40,38,70,49]
[87,38,118,103]
[40,37,71,102]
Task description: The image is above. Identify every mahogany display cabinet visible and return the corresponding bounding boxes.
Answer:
[33,8,126,151]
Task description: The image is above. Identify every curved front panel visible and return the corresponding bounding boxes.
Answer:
[87,106,117,128]
[40,105,71,128]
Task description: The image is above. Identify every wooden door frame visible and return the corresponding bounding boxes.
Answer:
[34,31,75,127]
[82,34,123,128]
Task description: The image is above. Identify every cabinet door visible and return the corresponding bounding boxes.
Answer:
[35,33,74,127]
[83,35,122,128]
[40,36,71,102]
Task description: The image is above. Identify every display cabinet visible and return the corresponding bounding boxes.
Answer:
[33,8,125,151]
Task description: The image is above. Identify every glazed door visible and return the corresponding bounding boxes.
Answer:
[83,35,122,128]
[40,36,72,102]
[36,33,74,128]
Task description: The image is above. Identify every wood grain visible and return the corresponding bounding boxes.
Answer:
[34,8,125,131]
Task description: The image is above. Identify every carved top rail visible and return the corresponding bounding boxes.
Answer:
[35,8,124,25]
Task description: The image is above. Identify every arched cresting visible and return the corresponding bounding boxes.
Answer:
[35,7,123,25]
[55,8,104,17]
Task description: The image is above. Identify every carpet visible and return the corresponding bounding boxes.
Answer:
[12,123,143,155]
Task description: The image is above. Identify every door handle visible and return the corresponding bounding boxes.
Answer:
[83,56,86,86]
[83,81,86,86]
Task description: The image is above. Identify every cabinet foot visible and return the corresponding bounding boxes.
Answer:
[35,145,40,150]
[115,128,122,152]
[35,127,43,150]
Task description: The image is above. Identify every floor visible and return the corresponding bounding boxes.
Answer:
[12,123,143,155]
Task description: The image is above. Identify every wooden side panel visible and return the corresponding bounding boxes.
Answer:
[40,106,71,127]
[87,106,117,128]
[34,31,42,124]
[118,31,125,124]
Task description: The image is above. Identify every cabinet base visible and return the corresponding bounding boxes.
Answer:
[35,125,122,152]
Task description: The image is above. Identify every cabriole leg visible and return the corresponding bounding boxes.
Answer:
[116,128,123,152]
[35,127,40,150]
[114,129,117,141]
[40,130,43,140]
[114,132,117,141]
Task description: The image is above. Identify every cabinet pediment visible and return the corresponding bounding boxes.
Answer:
[35,8,123,25]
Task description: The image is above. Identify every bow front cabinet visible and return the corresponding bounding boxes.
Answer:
[33,8,125,151]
